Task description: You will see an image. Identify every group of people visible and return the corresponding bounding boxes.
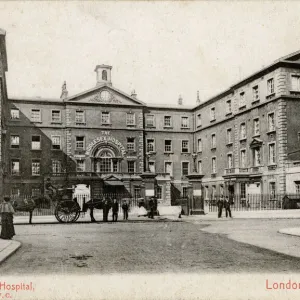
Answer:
[216,195,232,218]
[102,199,130,222]
[0,197,16,240]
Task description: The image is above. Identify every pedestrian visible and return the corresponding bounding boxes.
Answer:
[216,195,224,218]
[148,197,154,219]
[0,197,16,240]
[103,198,110,222]
[122,201,129,220]
[112,199,119,222]
[224,196,232,218]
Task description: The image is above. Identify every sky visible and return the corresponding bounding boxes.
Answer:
[1,1,300,106]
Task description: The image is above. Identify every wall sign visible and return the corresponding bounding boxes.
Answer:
[86,136,126,156]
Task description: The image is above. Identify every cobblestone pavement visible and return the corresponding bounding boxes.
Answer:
[1,220,300,275]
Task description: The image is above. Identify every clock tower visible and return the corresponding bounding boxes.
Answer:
[95,64,112,87]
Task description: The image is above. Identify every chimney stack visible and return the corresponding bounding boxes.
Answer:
[131,89,137,98]
[196,91,200,104]
[60,81,68,99]
[178,94,183,105]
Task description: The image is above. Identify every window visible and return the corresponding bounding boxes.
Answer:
[149,161,155,173]
[126,113,135,125]
[51,110,61,123]
[198,160,202,174]
[268,113,275,132]
[240,149,246,168]
[10,135,19,148]
[164,116,172,127]
[164,140,172,152]
[240,92,246,108]
[227,154,233,168]
[211,134,216,149]
[295,182,300,194]
[241,183,246,199]
[196,114,202,127]
[212,186,216,199]
[291,75,300,91]
[146,115,155,127]
[31,109,41,122]
[269,143,276,164]
[101,112,110,124]
[51,136,61,150]
[182,187,188,198]
[182,162,189,176]
[32,188,41,197]
[165,162,173,176]
[252,86,259,102]
[226,100,232,114]
[240,123,246,140]
[31,136,41,150]
[210,107,216,121]
[11,187,20,197]
[76,136,85,150]
[10,108,19,120]
[96,151,117,173]
[181,140,189,153]
[197,138,202,152]
[212,157,217,173]
[269,182,276,197]
[134,187,141,199]
[52,160,62,173]
[253,147,261,166]
[127,138,135,151]
[76,110,85,124]
[76,160,85,172]
[127,161,135,173]
[102,70,107,81]
[253,118,260,136]
[32,161,40,176]
[157,186,162,199]
[267,78,274,94]
[227,129,232,144]
[181,116,189,128]
[146,139,155,153]
[205,186,209,200]
[11,160,20,175]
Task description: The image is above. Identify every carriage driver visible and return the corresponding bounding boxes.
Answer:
[45,178,57,200]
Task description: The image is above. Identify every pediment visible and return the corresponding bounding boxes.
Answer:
[249,138,263,148]
[103,174,122,181]
[66,84,145,106]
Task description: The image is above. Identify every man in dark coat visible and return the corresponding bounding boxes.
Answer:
[112,199,119,222]
[122,201,129,220]
[103,199,110,222]
[216,195,224,218]
[224,196,232,218]
[148,198,154,219]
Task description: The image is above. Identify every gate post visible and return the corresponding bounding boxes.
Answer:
[186,173,204,215]
[140,171,157,209]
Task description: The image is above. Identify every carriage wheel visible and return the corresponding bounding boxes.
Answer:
[54,201,80,223]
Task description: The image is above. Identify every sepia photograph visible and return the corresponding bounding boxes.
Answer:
[1,1,300,299]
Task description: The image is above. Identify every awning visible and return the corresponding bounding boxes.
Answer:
[104,180,124,186]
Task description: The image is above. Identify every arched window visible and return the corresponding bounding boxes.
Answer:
[102,70,107,81]
[96,149,118,173]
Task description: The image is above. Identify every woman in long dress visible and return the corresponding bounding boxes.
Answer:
[0,197,16,240]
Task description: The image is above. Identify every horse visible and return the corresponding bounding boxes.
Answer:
[11,196,51,224]
[82,198,112,222]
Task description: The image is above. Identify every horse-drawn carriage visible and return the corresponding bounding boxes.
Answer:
[11,186,115,224]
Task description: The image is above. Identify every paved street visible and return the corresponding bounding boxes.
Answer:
[1,219,300,275]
